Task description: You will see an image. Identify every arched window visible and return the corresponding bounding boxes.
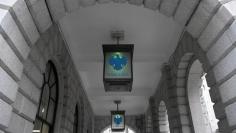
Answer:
[73,105,79,133]
[32,61,58,133]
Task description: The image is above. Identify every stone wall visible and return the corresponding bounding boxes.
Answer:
[0,2,94,132]
[149,30,236,133]
[145,107,153,133]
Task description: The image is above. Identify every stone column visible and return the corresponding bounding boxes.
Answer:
[149,97,159,133]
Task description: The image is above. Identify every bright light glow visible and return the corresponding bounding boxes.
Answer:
[42,108,45,113]
[32,130,40,133]
[103,126,135,133]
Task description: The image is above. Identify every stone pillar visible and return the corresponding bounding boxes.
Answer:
[149,97,159,133]
[164,62,193,133]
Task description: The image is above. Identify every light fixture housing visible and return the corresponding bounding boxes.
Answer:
[111,110,125,132]
[102,44,134,92]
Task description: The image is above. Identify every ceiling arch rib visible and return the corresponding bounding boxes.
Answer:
[46,0,199,26]
[22,0,235,41]
[159,0,179,17]
[128,0,143,6]
[2,0,233,49]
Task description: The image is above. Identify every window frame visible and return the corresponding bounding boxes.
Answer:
[73,104,79,133]
[33,61,59,133]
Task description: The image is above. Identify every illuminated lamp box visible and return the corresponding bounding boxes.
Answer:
[111,111,125,132]
[102,44,134,92]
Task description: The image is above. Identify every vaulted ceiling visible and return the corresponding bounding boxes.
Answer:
[59,3,184,115]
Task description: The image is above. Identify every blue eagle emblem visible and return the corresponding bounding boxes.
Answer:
[109,54,128,71]
[114,115,122,125]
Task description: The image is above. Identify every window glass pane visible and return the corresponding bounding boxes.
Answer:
[50,85,56,100]
[46,100,55,124]
[42,85,50,101]
[39,85,50,119]
[42,123,49,133]
[32,118,42,133]
[45,64,51,83]
[49,71,55,86]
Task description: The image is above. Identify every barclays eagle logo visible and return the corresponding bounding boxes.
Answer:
[109,54,128,71]
[114,115,122,125]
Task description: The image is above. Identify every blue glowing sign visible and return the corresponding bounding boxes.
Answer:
[104,52,131,79]
[109,54,128,71]
[114,114,123,125]
[111,111,125,131]
[103,44,133,92]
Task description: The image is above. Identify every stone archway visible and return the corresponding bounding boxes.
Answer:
[163,30,232,132]
[167,52,195,133]
[46,0,199,27]
[187,59,219,133]
[166,31,229,132]
[158,101,170,133]
[170,52,218,133]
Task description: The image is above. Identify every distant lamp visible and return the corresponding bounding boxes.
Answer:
[111,100,125,132]
[103,31,134,92]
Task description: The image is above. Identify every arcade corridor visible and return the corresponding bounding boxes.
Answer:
[0,0,236,133]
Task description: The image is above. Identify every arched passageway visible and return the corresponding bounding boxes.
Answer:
[187,60,219,133]
[1,0,236,132]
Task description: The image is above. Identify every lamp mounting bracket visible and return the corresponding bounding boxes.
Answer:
[111,30,124,45]
[114,100,121,111]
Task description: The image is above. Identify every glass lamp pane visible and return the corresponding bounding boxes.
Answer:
[49,71,55,87]
[105,52,131,79]
[46,100,55,124]
[45,64,51,83]
[112,114,124,129]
